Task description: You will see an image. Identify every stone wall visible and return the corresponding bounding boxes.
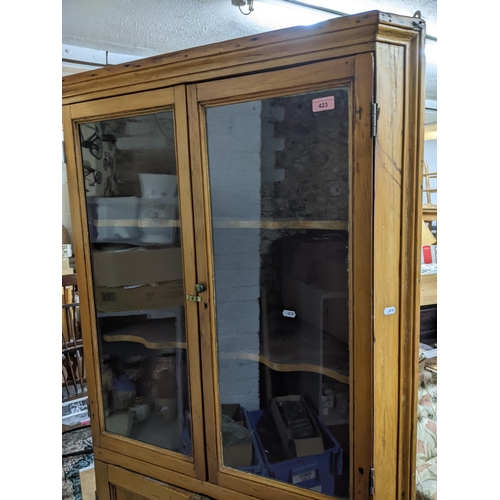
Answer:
[258,88,350,340]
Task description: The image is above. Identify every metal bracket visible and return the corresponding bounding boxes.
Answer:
[371,102,379,138]
[186,283,206,302]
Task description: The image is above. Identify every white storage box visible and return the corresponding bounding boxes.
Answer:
[62,396,90,426]
[138,196,179,245]
[87,196,179,245]
[87,196,141,244]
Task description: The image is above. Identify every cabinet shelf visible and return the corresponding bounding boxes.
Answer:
[97,308,182,319]
[220,318,349,385]
[93,219,348,230]
[102,319,186,350]
[213,220,348,230]
[94,219,180,228]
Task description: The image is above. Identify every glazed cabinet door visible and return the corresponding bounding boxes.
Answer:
[63,87,206,480]
[188,54,375,499]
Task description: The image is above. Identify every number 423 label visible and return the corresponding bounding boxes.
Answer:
[312,96,335,112]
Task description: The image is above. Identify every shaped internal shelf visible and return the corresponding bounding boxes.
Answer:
[220,317,349,385]
[102,318,186,350]
[213,219,348,230]
[100,294,350,383]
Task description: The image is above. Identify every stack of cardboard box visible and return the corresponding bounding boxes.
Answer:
[92,247,184,312]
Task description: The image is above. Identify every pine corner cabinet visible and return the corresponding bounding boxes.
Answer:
[62,10,426,500]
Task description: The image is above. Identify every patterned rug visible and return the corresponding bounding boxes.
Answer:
[62,426,94,500]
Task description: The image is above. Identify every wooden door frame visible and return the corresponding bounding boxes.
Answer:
[187,53,375,500]
[63,86,207,481]
[371,25,426,500]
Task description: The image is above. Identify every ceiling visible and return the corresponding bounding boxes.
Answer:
[62,0,437,108]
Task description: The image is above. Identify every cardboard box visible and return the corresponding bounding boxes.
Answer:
[106,412,133,437]
[221,404,252,468]
[95,280,184,312]
[281,239,348,292]
[282,273,349,344]
[223,441,253,469]
[221,404,245,425]
[323,298,349,344]
[92,247,182,287]
[270,395,324,459]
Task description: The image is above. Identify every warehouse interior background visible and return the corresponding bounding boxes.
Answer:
[2,1,498,498]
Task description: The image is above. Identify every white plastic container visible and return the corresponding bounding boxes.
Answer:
[62,395,90,426]
[137,196,179,244]
[138,174,179,245]
[87,196,141,243]
[139,173,178,198]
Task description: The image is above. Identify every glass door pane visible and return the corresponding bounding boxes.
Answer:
[206,88,351,497]
[79,111,191,455]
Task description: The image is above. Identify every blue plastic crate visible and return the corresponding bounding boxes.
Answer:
[296,473,335,496]
[238,408,266,474]
[179,409,266,474]
[246,408,343,490]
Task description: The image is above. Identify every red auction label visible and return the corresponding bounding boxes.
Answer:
[312,96,335,112]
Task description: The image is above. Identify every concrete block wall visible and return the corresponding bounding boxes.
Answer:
[206,101,263,410]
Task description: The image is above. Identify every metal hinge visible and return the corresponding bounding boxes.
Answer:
[371,102,379,138]
[369,467,375,496]
[62,140,67,164]
[186,294,202,302]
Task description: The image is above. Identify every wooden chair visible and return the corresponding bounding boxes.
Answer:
[422,160,437,241]
[62,273,86,401]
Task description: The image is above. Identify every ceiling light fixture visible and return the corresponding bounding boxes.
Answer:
[232,0,255,15]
